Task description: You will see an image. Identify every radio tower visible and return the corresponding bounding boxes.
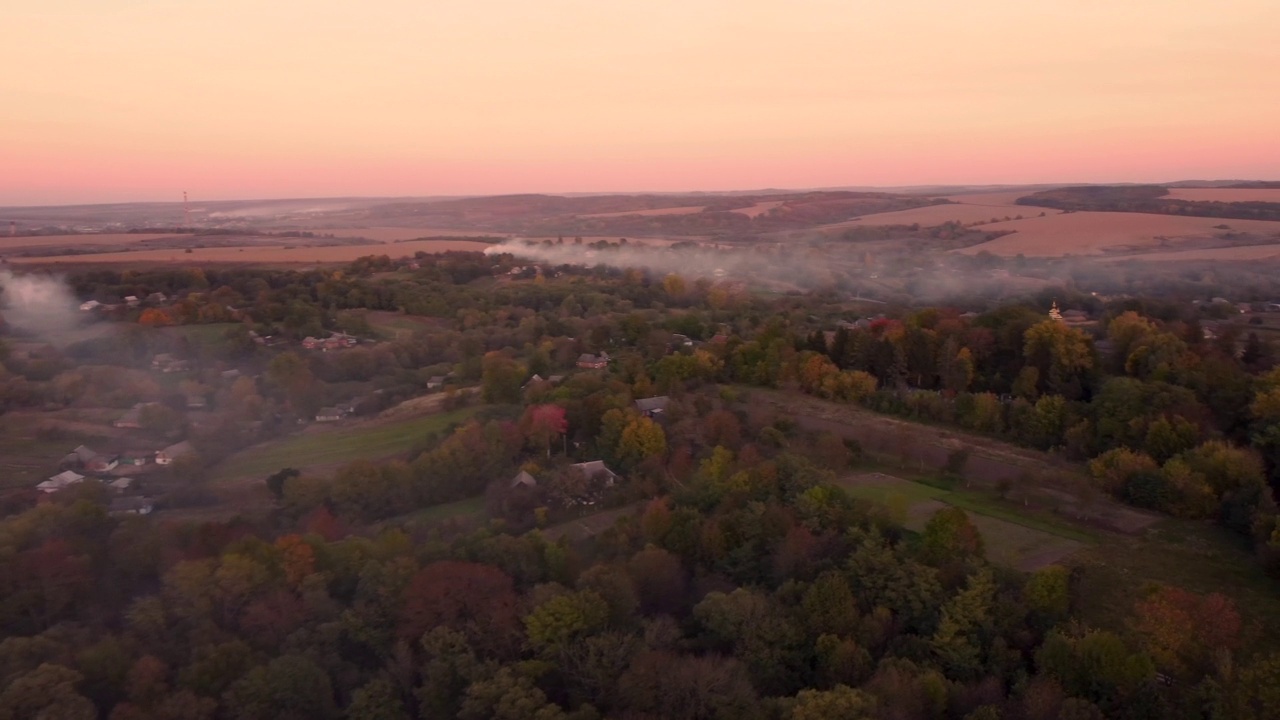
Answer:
[183,191,190,230]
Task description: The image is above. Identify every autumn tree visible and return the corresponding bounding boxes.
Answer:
[920,507,985,565]
[482,352,527,404]
[1023,320,1093,399]
[617,415,667,470]
[523,404,568,458]
[1131,585,1241,678]
[399,561,522,657]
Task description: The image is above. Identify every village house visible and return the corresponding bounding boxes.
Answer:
[577,352,609,370]
[186,394,207,410]
[427,376,446,390]
[61,445,99,468]
[303,332,359,351]
[79,300,101,312]
[315,407,346,422]
[86,453,120,474]
[109,497,154,516]
[118,450,151,467]
[155,441,195,466]
[107,477,134,492]
[113,404,148,429]
[634,396,669,418]
[570,460,618,487]
[38,470,87,494]
[510,470,538,489]
[124,295,140,307]
[147,292,167,304]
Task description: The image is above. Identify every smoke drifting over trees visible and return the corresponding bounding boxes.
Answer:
[486,238,846,290]
[0,270,82,339]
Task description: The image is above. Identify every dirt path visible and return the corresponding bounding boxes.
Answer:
[744,389,1159,535]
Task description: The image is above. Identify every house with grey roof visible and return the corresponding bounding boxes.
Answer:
[633,396,669,417]
[38,470,86,494]
[155,441,195,466]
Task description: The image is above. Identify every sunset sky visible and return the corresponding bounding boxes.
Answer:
[3,0,1278,205]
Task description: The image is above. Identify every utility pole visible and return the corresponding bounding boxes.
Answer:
[183,191,190,230]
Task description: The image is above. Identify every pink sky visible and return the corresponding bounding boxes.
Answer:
[3,0,1278,205]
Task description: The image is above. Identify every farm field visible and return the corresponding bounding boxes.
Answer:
[955,211,1280,256]
[837,472,1089,571]
[1163,188,1280,203]
[378,494,488,532]
[0,418,87,490]
[210,406,481,483]
[743,387,1159,535]
[831,201,1053,228]
[941,191,1047,206]
[578,205,706,218]
[9,239,495,265]
[0,233,183,249]
[319,226,509,241]
[730,200,784,217]
[1104,243,1280,262]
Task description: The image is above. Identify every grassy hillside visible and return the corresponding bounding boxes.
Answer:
[211,406,481,482]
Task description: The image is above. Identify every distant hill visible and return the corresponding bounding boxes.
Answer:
[1015,185,1280,221]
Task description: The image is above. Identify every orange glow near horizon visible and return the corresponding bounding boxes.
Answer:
[3,0,1278,205]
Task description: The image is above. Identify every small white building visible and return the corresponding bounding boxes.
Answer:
[155,441,194,466]
[38,470,86,494]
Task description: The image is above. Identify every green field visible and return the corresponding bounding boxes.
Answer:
[837,470,1280,654]
[1073,520,1280,654]
[0,425,74,489]
[211,407,481,482]
[837,472,1091,571]
[380,495,488,531]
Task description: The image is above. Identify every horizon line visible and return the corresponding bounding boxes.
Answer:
[2,177,1277,210]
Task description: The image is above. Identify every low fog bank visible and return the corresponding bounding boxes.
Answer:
[0,270,83,340]
[486,238,846,291]
[484,237,1040,302]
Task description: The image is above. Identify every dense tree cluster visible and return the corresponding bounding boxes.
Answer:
[3,251,1280,718]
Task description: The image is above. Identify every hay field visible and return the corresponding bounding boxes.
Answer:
[320,227,507,241]
[1105,243,1280,262]
[9,239,494,265]
[1,233,183,248]
[942,191,1047,206]
[730,200,785,218]
[578,205,706,218]
[1163,188,1280,203]
[955,212,1280,257]
[832,202,1051,228]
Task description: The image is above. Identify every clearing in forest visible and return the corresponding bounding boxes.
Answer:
[837,472,1088,571]
[210,406,481,483]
